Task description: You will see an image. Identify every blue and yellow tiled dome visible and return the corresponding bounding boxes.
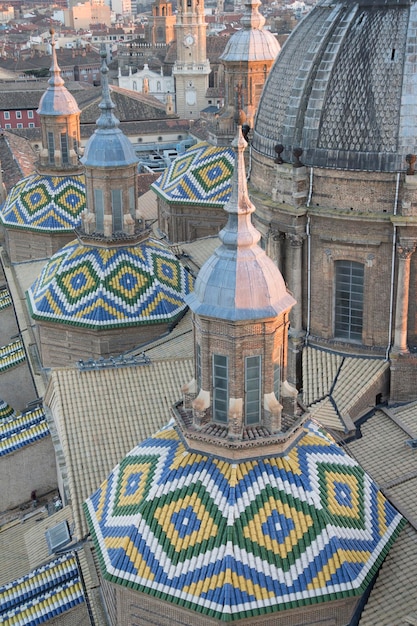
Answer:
[0,173,86,232]
[26,238,193,329]
[152,143,235,206]
[84,419,404,622]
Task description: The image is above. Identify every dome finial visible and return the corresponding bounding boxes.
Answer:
[48,28,64,89]
[240,0,265,30]
[96,44,119,130]
[223,124,254,220]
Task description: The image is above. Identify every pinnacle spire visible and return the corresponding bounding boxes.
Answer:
[96,45,119,130]
[240,0,265,30]
[219,124,260,250]
[48,29,65,89]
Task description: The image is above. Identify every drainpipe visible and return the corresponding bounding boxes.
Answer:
[385,172,400,361]
[305,167,313,344]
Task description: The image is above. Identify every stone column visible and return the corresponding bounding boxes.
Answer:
[286,233,304,335]
[286,233,304,387]
[393,240,415,353]
[268,231,284,273]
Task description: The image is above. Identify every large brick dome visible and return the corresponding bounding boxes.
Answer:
[252,0,417,172]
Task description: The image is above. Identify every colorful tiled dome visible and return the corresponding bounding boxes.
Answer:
[0,173,86,232]
[84,419,404,622]
[26,238,193,329]
[152,142,234,206]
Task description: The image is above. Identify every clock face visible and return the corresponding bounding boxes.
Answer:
[184,33,195,46]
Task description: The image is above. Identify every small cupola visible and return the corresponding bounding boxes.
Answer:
[37,30,82,173]
[174,126,300,460]
[80,47,141,241]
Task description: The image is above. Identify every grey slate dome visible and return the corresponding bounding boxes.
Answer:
[253,0,417,171]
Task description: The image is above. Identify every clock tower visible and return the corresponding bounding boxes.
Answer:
[173,0,211,119]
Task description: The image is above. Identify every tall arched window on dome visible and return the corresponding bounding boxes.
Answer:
[94,189,104,232]
[334,260,364,341]
[245,355,261,425]
[111,189,123,232]
[213,354,228,423]
[60,133,69,165]
[47,132,55,165]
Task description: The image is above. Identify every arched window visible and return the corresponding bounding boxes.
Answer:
[334,260,364,341]
[245,355,261,425]
[129,186,135,219]
[111,189,123,231]
[133,81,137,90]
[47,132,55,165]
[60,133,69,164]
[157,81,161,91]
[94,189,104,232]
[213,354,228,423]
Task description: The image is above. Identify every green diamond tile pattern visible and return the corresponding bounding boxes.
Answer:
[85,420,404,621]
[26,239,194,329]
[0,173,86,232]
[152,143,235,206]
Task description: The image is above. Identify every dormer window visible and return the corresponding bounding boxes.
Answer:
[213,354,228,423]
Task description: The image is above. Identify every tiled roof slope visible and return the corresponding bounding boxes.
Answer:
[45,358,194,536]
[77,86,171,125]
[0,339,26,372]
[342,404,417,626]
[84,419,404,622]
[302,347,389,432]
[346,407,417,527]
[0,552,84,626]
[27,238,194,329]
[1,173,86,232]
[0,406,49,457]
[0,132,37,193]
[152,142,234,206]
[0,398,16,420]
[359,524,417,626]
[142,311,193,360]
[0,288,12,311]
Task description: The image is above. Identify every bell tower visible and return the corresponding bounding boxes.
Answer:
[173,0,211,119]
